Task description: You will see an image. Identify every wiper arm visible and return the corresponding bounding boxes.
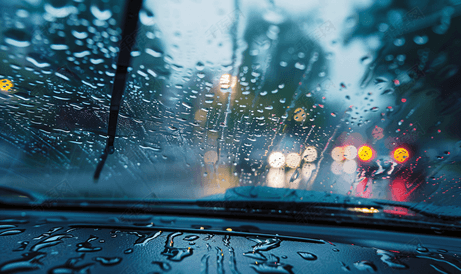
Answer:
[93,0,143,181]
[0,185,43,202]
[207,186,461,221]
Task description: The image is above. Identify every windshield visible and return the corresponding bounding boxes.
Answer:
[0,0,460,215]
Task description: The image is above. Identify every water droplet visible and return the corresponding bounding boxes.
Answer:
[76,235,102,252]
[243,252,267,261]
[93,256,122,266]
[353,261,377,272]
[203,234,214,241]
[195,62,205,71]
[44,3,75,18]
[0,229,25,236]
[0,252,46,272]
[13,241,29,251]
[139,6,155,26]
[340,261,351,272]
[376,250,407,269]
[295,62,306,70]
[3,29,31,47]
[183,235,199,241]
[71,30,89,40]
[247,237,281,252]
[200,254,210,273]
[162,232,193,261]
[360,55,372,65]
[182,102,192,109]
[130,231,162,246]
[90,58,104,65]
[90,4,112,20]
[394,38,405,47]
[50,44,69,50]
[381,88,394,95]
[124,248,133,254]
[250,254,293,274]
[413,35,428,45]
[297,251,317,260]
[152,261,171,271]
[216,247,224,274]
[0,224,16,229]
[228,247,240,273]
[263,9,285,24]
[74,50,91,58]
[26,55,50,68]
[48,254,94,274]
[146,48,163,58]
[30,234,72,252]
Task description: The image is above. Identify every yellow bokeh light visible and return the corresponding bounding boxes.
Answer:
[220,74,231,89]
[0,79,13,92]
[358,145,373,161]
[293,108,306,122]
[204,150,218,164]
[393,148,409,163]
[195,109,207,122]
[348,207,379,214]
[231,76,237,88]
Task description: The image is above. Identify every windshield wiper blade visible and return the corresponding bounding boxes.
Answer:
[0,185,43,202]
[93,0,143,181]
[206,186,461,221]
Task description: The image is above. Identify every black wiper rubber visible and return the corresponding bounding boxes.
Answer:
[94,0,143,181]
[0,185,43,202]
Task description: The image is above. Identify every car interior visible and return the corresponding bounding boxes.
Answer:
[1,0,461,273]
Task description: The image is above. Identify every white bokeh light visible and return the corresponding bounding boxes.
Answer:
[331,146,345,162]
[301,163,316,179]
[343,159,357,174]
[302,146,318,162]
[268,152,286,168]
[344,145,357,160]
[331,160,343,175]
[267,168,285,188]
[286,153,301,168]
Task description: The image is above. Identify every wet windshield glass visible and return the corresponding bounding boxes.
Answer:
[1,0,460,212]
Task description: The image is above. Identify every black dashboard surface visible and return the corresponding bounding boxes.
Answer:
[1,209,461,273]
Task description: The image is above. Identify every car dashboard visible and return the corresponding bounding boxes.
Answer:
[1,208,461,274]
